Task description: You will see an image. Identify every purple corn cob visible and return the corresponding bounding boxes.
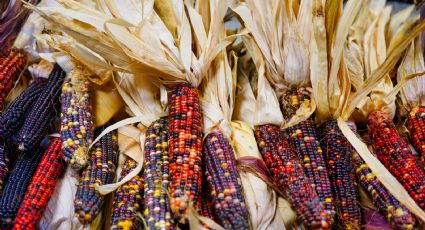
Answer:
[0,143,10,194]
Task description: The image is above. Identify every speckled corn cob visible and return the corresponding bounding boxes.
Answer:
[0,148,44,228]
[0,143,10,194]
[203,129,249,230]
[407,107,425,165]
[368,111,425,209]
[60,67,94,170]
[281,88,335,222]
[352,151,416,229]
[0,78,47,140]
[319,120,361,230]
[143,117,174,230]
[168,83,203,223]
[254,124,329,229]
[13,138,64,230]
[0,48,26,109]
[14,64,65,151]
[111,158,144,230]
[74,129,119,224]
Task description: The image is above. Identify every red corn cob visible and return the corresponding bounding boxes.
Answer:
[281,88,335,222]
[319,120,361,230]
[0,48,26,110]
[203,129,249,229]
[254,124,329,229]
[168,83,203,223]
[368,111,425,209]
[407,106,425,165]
[13,138,64,230]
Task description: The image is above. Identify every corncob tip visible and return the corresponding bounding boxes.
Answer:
[368,111,391,126]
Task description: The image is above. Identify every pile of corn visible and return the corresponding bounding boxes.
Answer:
[2,0,425,229]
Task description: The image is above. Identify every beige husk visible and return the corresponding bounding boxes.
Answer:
[231,51,296,229]
[309,0,425,223]
[398,37,425,112]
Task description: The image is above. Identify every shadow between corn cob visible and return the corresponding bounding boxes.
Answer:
[0,148,44,229]
[0,48,26,110]
[254,124,329,229]
[60,67,94,170]
[143,117,174,230]
[368,111,425,209]
[74,129,119,224]
[13,138,65,230]
[168,83,203,224]
[111,158,144,230]
[203,129,249,229]
[318,120,361,230]
[281,88,335,223]
[14,64,65,151]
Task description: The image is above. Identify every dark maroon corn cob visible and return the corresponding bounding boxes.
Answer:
[368,111,425,209]
[74,129,119,224]
[281,88,335,222]
[319,120,361,230]
[111,158,144,230]
[143,117,174,230]
[254,124,329,229]
[0,48,26,110]
[13,138,64,230]
[14,64,65,151]
[168,83,203,223]
[407,106,425,166]
[0,78,47,140]
[0,148,44,228]
[0,143,10,194]
[203,129,249,230]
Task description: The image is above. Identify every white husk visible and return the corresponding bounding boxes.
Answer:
[398,37,425,110]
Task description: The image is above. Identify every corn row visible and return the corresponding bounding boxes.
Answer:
[143,117,174,230]
[0,48,26,109]
[0,143,10,194]
[0,148,44,228]
[281,88,335,222]
[74,129,119,224]
[352,151,416,229]
[13,138,65,230]
[168,83,203,223]
[61,72,94,170]
[319,120,361,230]
[407,106,425,165]
[14,64,65,151]
[368,111,425,209]
[254,124,329,229]
[0,78,47,140]
[111,158,144,230]
[203,129,249,230]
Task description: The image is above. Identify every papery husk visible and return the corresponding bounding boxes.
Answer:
[153,0,177,38]
[92,83,123,127]
[39,167,88,230]
[337,119,425,223]
[398,37,425,112]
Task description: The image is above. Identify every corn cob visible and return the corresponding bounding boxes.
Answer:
[407,106,425,164]
[13,138,65,230]
[168,83,203,223]
[143,117,174,230]
[0,48,26,109]
[60,69,94,170]
[254,124,329,229]
[111,158,144,230]
[0,143,10,194]
[203,129,249,230]
[14,64,65,151]
[0,148,44,228]
[352,151,416,229]
[368,111,425,209]
[319,120,361,230]
[281,88,335,221]
[74,129,119,225]
[0,78,47,140]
